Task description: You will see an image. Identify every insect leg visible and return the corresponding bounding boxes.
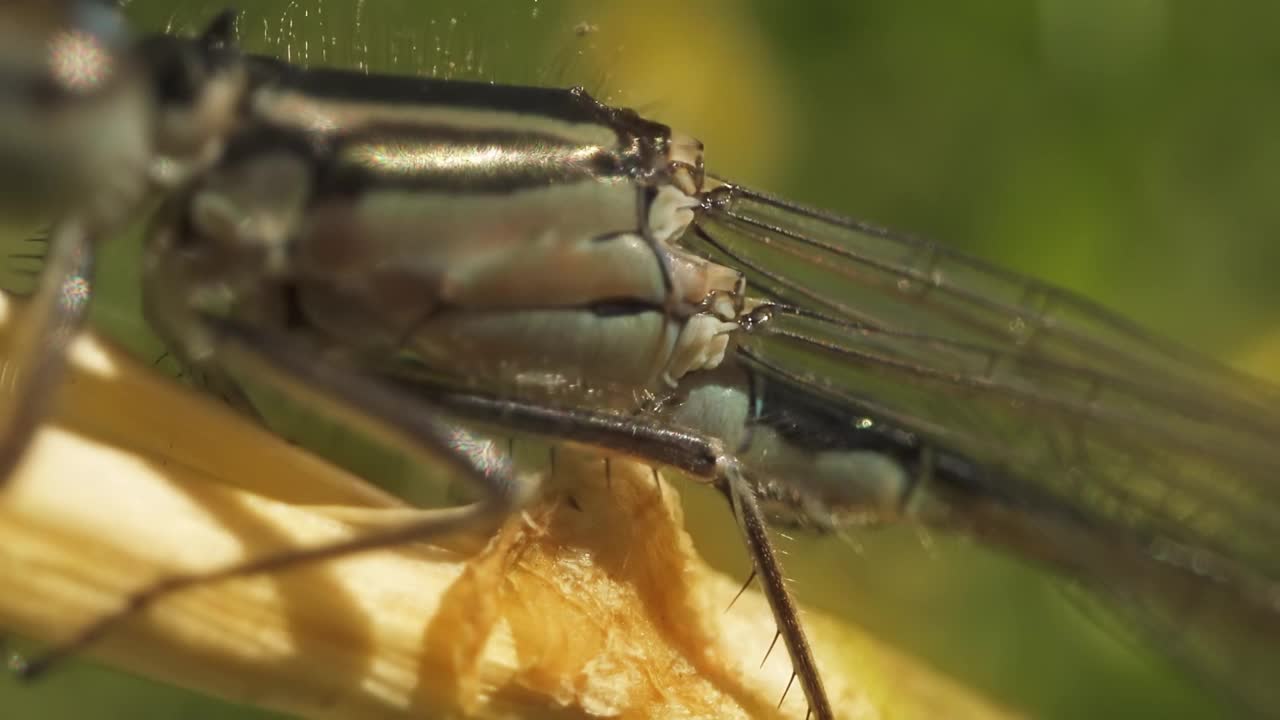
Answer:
[0,219,93,486]
[14,318,539,680]
[722,462,833,720]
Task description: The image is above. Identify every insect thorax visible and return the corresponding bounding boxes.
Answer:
[145,63,744,405]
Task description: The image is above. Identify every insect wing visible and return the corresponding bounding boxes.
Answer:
[688,181,1280,713]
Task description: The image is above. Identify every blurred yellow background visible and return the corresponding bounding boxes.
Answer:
[5,1,1279,718]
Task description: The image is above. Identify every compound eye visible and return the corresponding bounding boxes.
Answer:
[58,1,132,87]
[70,0,131,49]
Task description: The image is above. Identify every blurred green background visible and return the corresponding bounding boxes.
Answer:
[5,0,1280,718]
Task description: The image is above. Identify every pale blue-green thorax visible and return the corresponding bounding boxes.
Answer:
[150,59,744,402]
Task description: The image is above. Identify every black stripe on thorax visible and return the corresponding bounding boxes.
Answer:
[427,299,666,319]
[240,55,685,201]
[211,118,640,196]
[246,54,611,127]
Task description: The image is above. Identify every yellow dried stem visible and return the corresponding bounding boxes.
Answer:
[0,293,1015,719]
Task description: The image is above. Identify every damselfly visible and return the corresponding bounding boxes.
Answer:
[4,2,1280,719]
